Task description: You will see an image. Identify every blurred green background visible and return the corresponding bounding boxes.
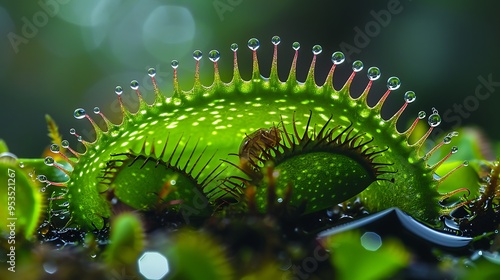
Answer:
[1,0,499,157]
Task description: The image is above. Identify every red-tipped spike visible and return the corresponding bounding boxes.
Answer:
[373,76,401,109]
[130,80,143,101]
[147,67,158,93]
[37,174,67,188]
[405,110,426,138]
[61,139,80,160]
[412,108,442,154]
[430,146,458,171]
[230,43,241,83]
[270,36,280,86]
[286,42,300,84]
[208,50,221,86]
[92,107,113,132]
[114,85,129,116]
[357,66,381,103]
[171,60,180,97]
[425,132,458,160]
[343,60,364,94]
[325,51,345,90]
[44,156,71,176]
[305,45,322,86]
[247,38,261,81]
[192,50,203,93]
[49,143,75,167]
[437,160,469,184]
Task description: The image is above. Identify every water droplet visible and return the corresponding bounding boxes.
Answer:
[230,43,238,52]
[367,67,381,81]
[443,136,452,144]
[44,156,55,166]
[418,111,426,119]
[352,60,364,72]
[449,131,459,137]
[61,140,69,148]
[147,68,156,77]
[463,160,469,166]
[271,35,281,45]
[77,136,83,142]
[387,76,401,90]
[73,108,86,119]
[192,50,203,61]
[130,80,139,90]
[428,109,442,127]
[247,38,260,51]
[451,146,458,154]
[37,175,47,183]
[208,50,220,62]
[18,162,24,168]
[171,60,179,69]
[69,128,76,135]
[43,261,58,274]
[40,187,46,193]
[331,51,345,65]
[115,86,123,96]
[50,144,60,153]
[292,42,300,51]
[404,91,416,103]
[93,107,100,114]
[312,45,322,55]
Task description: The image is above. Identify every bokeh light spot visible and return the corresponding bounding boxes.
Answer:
[138,251,170,280]
[360,231,382,251]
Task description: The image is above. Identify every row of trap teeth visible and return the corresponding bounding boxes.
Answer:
[37,36,466,194]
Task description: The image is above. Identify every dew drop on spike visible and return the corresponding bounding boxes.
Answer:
[93,107,100,114]
[427,109,442,127]
[312,45,322,55]
[443,136,452,144]
[331,51,345,65]
[367,67,381,81]
[115,86,123,96]
[451,146,458,154]
[404,91,416,103]
[130,80,139,90]
[352,60,364,72]
[208,50,220,62]
[50,144,60,153]
[193,50,203,61]
[418,111,426,119]
[230,43,238,52]
[73,108,86,119]
[292,42,300,50]
[247,38,260,51]
[44,156,55,166]
[147,68,156,77]
[61,140,69,148]
[463,160,469,166]
[171,60,179,69]
[69,128,76,135]
[37,175,47,183]
[271,36,281,45]
[387,76,401,90]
